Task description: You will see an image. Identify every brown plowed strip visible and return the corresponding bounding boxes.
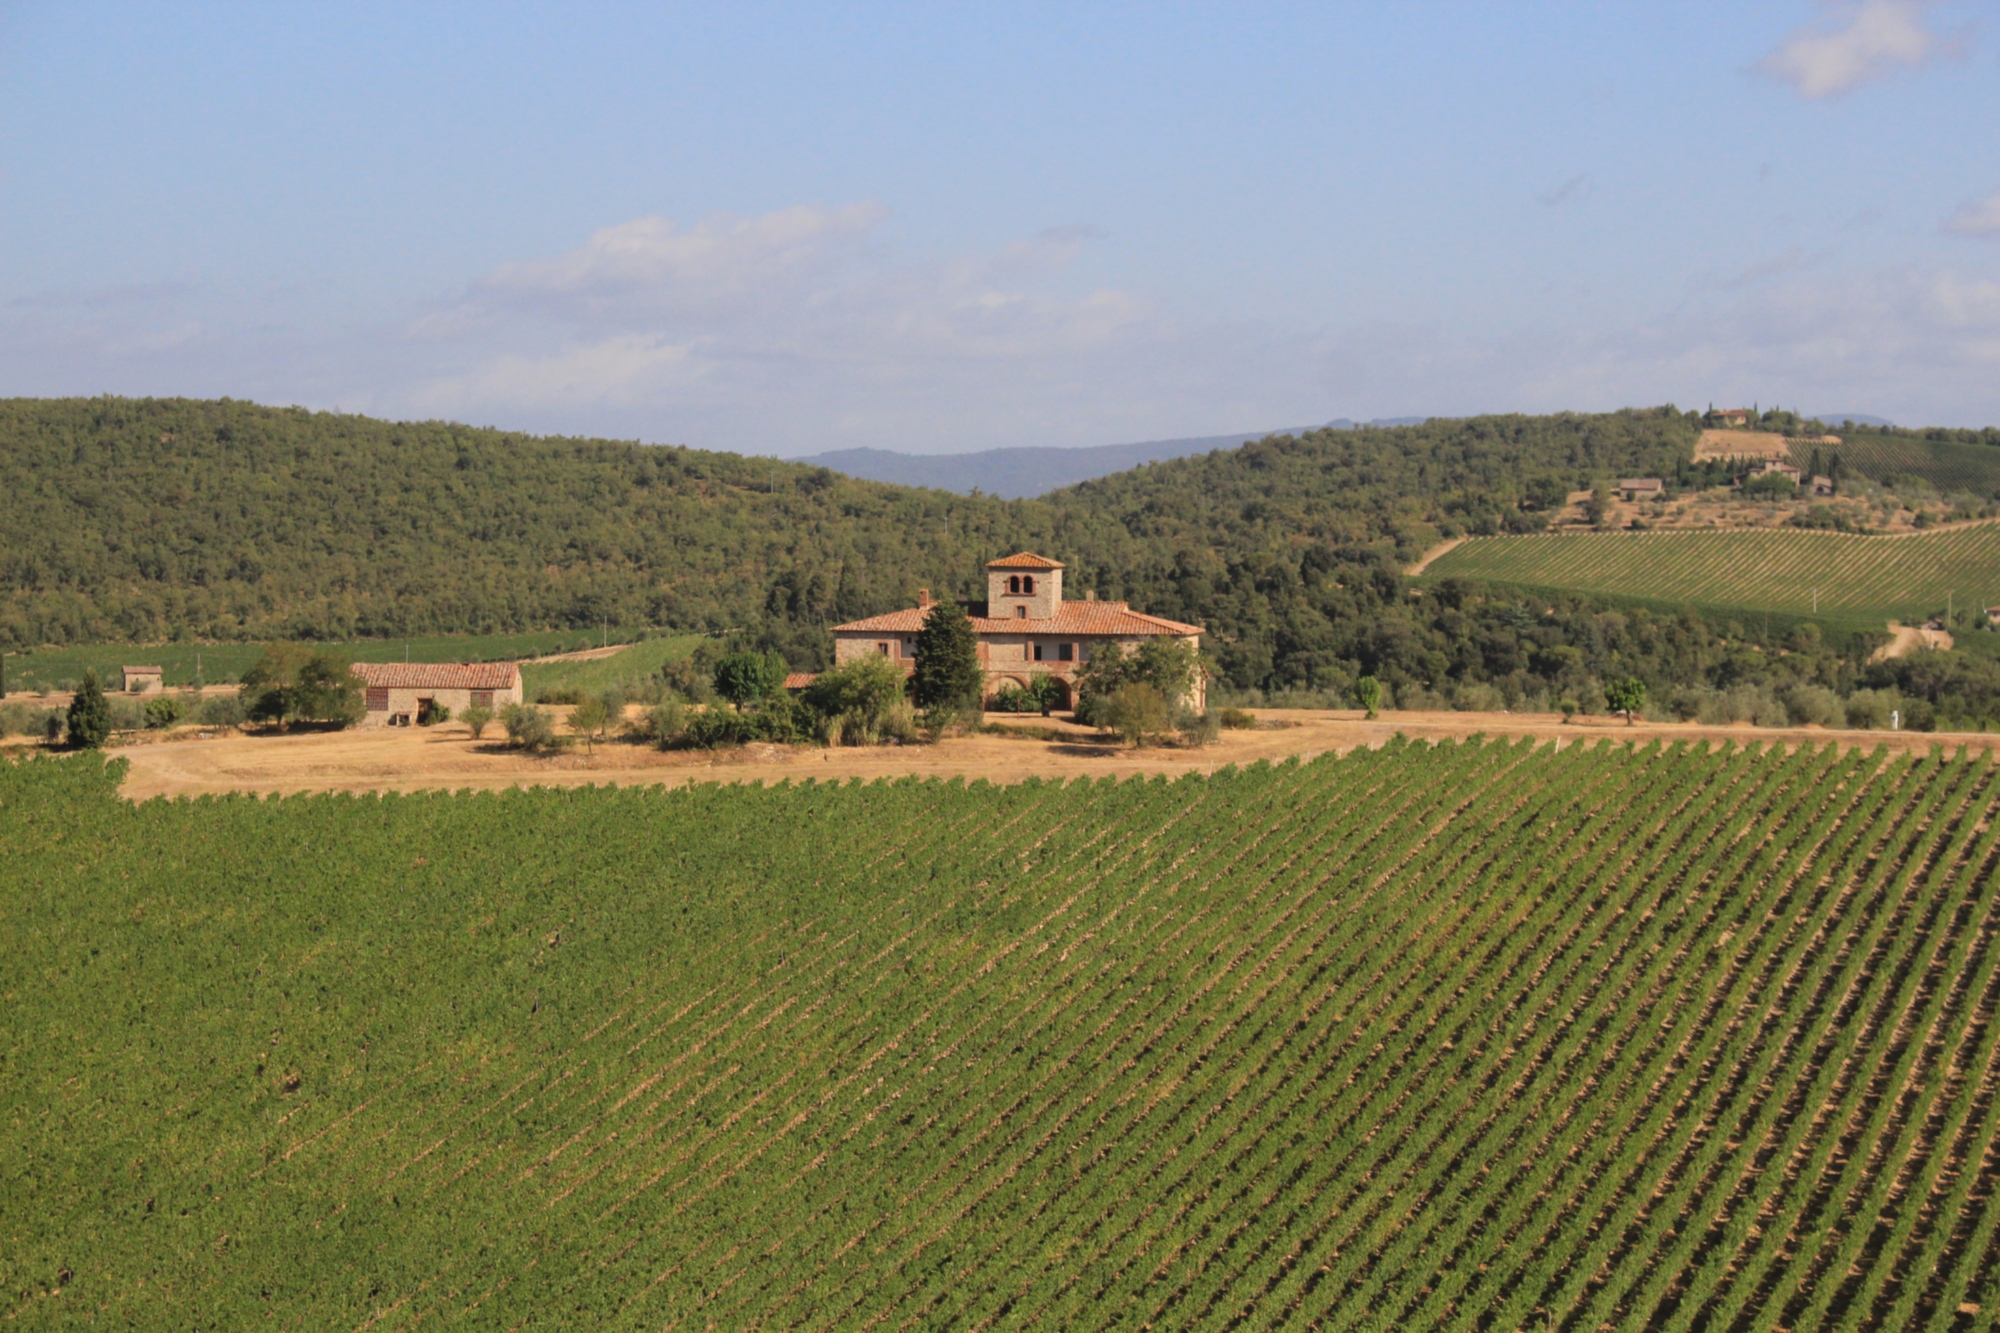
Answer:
[105,710,2000,802]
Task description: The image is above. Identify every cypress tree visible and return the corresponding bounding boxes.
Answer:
[66,670,113,749]
[912,600,983,710]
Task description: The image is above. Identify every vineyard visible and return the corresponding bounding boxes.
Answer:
[1420,523,2000,625]
[7,741,2000,1328]
[1793,434,2000,497]
[1,628,639,693]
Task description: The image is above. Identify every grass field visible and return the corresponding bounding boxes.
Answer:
[1795,432,2000,495]
[1,629,649,693]
[8,741,2000,1328]
[518,634,706,700]
[1421,523,2000,625]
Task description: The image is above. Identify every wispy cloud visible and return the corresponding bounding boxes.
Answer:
[1945,191,2000,238]
[1757,0,1961,99]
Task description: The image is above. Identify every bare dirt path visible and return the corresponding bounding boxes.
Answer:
[525,642,630,662]
[108,709,1999,801]
[1873,621,1955,661]
[1404,538,1466,576]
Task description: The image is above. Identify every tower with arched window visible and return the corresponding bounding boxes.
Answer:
[825,551,1205,711]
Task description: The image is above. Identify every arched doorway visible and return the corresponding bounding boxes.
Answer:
[987,675,1030,709]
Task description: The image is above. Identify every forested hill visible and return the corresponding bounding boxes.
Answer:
[1,397,1694,683]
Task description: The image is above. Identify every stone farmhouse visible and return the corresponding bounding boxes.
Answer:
[351,661,523,727]
[121,665,165,694]
[830,552,1205,710]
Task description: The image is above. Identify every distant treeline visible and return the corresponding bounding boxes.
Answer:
[1,397,1697,685]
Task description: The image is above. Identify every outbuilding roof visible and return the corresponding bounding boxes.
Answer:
[121,665,164,674]
[833,601,1201,637]
[350,661,521,690]
[986,552,1064,569]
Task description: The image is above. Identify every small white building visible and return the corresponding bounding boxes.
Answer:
[121,665,165,694]
[352,661,523,727]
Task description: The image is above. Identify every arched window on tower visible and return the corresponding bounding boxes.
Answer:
[1021,575,1035,595]
[1006,575,1021,594]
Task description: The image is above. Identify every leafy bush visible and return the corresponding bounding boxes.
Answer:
[461,704,493,738]
[990,676,1063,715]
[416,698,451,726]
[1781,685,1843,727]
[1176,708,1221,747]
[1216,707,1258,729]
[1098,682,1171,747]
[1355,676,1382,719]
[1843,688,1897,730]
[568,695,611,750]
[802,656,911,744]
[713,651,788,708]
[1076,638,1203,715]
[195,694,247,728]
[240,645,363,728]
[636,699,686,748]
[500,703,561,753]
[143,695,184,729]
[1742,472,1798,499]
[0,702,61,739]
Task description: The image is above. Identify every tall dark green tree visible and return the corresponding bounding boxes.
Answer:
[66,670,113,749]
[912,601,983,710]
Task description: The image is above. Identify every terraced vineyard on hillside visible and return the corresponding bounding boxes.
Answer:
[1791,434,2000,496]
[1421,523,2000,625]
[6,742,2000,1328]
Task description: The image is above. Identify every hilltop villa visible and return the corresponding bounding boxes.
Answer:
[830,553,1205,710]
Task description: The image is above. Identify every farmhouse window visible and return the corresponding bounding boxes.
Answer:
[1032,642,1044,661]
[1016,606,1027,619]
[365,687,390,711]
[877,642,892,657]
[1021,575,1035,595]
[471,690,493,708]
[1058,642,1074,661]
[1006,575,1020,594]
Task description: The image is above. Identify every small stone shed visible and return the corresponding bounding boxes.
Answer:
[351,661,523,727]
[121,666,165,694]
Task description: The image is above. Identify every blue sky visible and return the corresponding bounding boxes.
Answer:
[3,2,1996,454]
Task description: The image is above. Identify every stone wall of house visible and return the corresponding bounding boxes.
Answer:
[360,682,523,727]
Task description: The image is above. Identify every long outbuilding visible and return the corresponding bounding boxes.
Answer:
[350,661,523,727]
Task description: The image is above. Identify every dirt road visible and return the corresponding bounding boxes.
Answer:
[1874,621,1955,661]
[106,709,1997,801]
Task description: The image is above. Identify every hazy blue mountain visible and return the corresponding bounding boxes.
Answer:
[791,418,1428,497]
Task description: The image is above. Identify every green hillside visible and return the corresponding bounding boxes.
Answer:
[1790,430,2000,496]
[0,397,1694,690]
[1421,523,2000,625]
[8,742,2000,1327]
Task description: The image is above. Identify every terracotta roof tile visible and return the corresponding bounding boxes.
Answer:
[782,672,819,690]
[121,665,164,673]
[985,551,1064,569]
[833,601,1200,637]
[351,661,521,690]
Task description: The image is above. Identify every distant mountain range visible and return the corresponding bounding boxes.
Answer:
[791,418,1429,497]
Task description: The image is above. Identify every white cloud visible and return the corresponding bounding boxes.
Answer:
[7,202,1999,451]
[1946,192,2000,238]
[1758,1,1958,99]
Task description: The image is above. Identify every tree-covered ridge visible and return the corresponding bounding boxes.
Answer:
[0,397,1697,665]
